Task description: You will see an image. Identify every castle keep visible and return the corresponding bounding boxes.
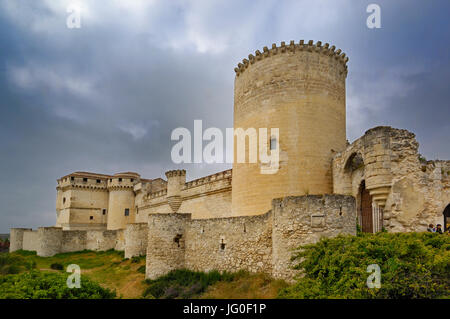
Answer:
[10,40,450,280]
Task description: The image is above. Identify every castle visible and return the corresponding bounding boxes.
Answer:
[10,40,450,280]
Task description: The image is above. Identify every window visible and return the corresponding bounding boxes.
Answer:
[71,176,75,181]
[90,216,93,220]
[83,178,88,182]
[109,179,112,182]
[130,178,134,182]
[63,197,66,204]
[118,178,122,182]
[124,208,129,216]
[270,137,277,150]
[96,179,101,183]
[102,209,106,215]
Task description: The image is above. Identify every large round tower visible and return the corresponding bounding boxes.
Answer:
[231,40,349,216]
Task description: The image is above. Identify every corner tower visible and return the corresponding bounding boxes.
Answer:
[231,40,349,216]
[107,172,140,230]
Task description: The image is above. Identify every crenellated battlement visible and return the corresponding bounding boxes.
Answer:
[184,169,232,190]
[165,169,186,178]
[234,40,349,76]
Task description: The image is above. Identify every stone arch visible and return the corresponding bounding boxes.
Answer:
[339,152,365,195]
[344,152,364,172]
[444,204,450,232]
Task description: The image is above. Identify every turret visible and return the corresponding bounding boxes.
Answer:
[165,169,186,213]
[106,172,140,230]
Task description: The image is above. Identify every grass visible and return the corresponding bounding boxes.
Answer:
[200,271,288,299]
[5,249,146,298]
[141,269,288,299]
[2,250,287,299]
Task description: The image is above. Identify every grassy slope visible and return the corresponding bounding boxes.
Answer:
[4,250,284,299]
[5,250,147,298]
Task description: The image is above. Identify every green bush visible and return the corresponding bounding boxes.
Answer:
[143,269,236,299]
[0,254,36,275]
[50,263,64,271]
[137,265,146,274]
[0,271,116,299]
[278,232,450,299]
[131,256,141,263]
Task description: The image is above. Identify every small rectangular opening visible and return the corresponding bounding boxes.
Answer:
[102,209,106,215]
[118,178,122,182]
[90,216,93,220]
[270,137,277,150]
[83,178,88,182]
[96,179,101,183]
[70,177,75,181]
[124,208,129,216]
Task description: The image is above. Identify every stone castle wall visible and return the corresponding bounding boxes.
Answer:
[9,228,32,252]
[138,169,232,220]
[272,195,356,280]
[185,212,273,274]
[145,194,356,281]
[11,225,141,258]
[124,223,147,258]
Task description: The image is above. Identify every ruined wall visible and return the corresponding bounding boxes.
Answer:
[124,223,148,258]
[185,213,272,274]
[333,126,450,232]
[272,195,356,280]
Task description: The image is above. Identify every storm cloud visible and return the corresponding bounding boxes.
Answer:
[0,0,449,232]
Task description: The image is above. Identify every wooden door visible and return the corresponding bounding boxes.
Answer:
[361,186,373,233]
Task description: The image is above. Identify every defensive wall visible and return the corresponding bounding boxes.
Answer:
[146,194,356,281]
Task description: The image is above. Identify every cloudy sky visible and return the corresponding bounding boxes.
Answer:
[0,0,449,233]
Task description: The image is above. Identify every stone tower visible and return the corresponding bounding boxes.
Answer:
[231,40,349,216]
[106,172,139,230]
[165,169,186,213]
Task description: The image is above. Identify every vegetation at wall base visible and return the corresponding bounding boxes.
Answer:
[0,270,116,299]
[142,269,237,299]
[1,232,448,299]
[278,232,450,299]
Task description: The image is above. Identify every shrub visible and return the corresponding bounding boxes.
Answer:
[0,271,116,299]
[0,254,36,275]
[142,269,236,299]
[137,265,146,274]
[131,256,141,263]
[278,232,450,299]
[50,263,64,271]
